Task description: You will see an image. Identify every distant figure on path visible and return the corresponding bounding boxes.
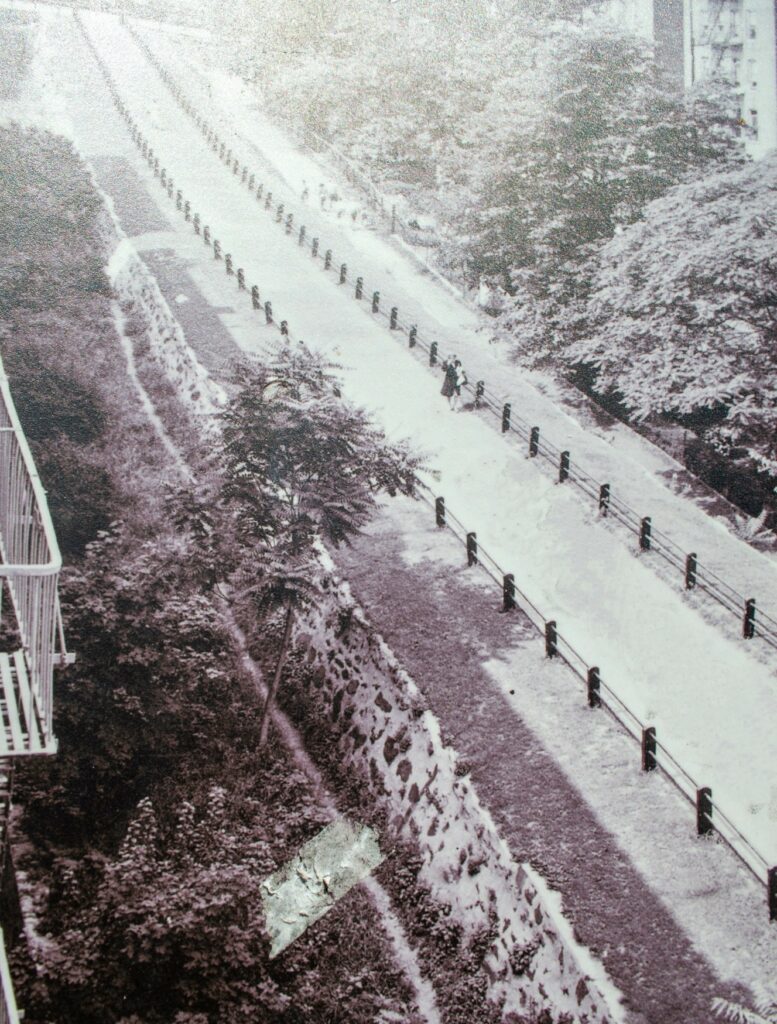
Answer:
[441,358,458,410]
[452,359,467,411]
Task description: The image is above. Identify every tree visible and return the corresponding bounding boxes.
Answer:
[221,350,421,745]
[465,22,743,363]
[569,153,777,474]
[713,991,777,1024]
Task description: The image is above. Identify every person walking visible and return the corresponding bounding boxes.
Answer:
[441,358,458,410]
[451,359,467,411]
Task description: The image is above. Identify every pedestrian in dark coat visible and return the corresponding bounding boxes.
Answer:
[441,359,457,408]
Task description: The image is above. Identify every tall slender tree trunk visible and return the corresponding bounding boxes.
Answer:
[258,603,295,748]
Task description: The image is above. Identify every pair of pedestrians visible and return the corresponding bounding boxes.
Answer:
[441,357,467,411]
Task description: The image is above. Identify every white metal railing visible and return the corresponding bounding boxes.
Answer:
[0,928,19,1024]
[0,356,63,752]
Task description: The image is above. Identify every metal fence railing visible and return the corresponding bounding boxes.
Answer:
[0,358,65,754]
[0,929,19,1024]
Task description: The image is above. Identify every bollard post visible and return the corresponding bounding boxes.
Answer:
[193,213,200,235]
[251,285,260,309]
[184,201,191,222]
[176,190,182,211]
[390,306,398,329]
[642,727,657,772]
[372,290,380,314]
[503,574,516,612]
[325,249,332,270]
[696,787,713,836]
[545,620,558,658]
[685,552,697,590]
[435,497,445,528]
[587,666,601,708]
[475,381,484,407]
[264,301,273,325]
[409,326,417,348]
[466,532,478,567]
[639,516,652,551]
[225,254,234,275]
[502,403,511,433]
[559,451,570,483]
[355,277,363,300]
[599,483,610,516]
[312,238,319,258]
[339,263,347,284]
[743,598,756,639]
[280,320,289,336]
[769,867,777,922]
[214,240,222,260]
[299,225,306,246]
[237,268,245,290]
[276,203,284,223]
[249,173,255,190]
[285,213,293,234]
[429,342,438,366]
[529,426,539,456]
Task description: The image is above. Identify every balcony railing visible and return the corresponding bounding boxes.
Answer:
[0,357,66,755]
[0,928,19,1024]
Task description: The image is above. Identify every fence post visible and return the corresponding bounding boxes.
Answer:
[339,263,347,284]
[529,426,539,456]
[225,254,233,275]
[256,183,264,200]
[429,342,438,366]
[184,200,191,222]
[769,866,777,922]
[203,226,211,246]
[639,516,652,551]
[409,326,417,348]
[599,483,610,516]
[161,168,167,186]
[285,213,293,234]
[237,268,245,290]
[502,403,511,434]
[466,532,478,567]
[355,276,363,300]
[264,301,273,325]
[167,179,174,199]
[242,165,247,184]
[545,620,558,658]
[587,666,601,708]
[265,192,272,210]
[559,451,570,483]
[214,240,222,260]
[642,727,657,771]
[280,320,289,337]
[193,213,200,235]
[390,307,398,329]
[696,787,713,836]
[323,249,332,270]
[251,285,260,309]
[312,238,319,258]
[685,553,697,590]
[224,146,230,162]
[249,173,255,190]
[435,497,445,528]
[743,598,756,639]
[475,381,484,407]
[276,203,284,223]
[503,574,516,612]
[233,159,239,176]
[299,225,306,246]
[176,190,182,211]
[372,290,380,314]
